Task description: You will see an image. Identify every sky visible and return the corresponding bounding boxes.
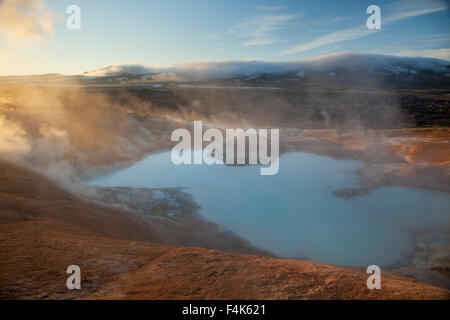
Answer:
[0,0,449,75]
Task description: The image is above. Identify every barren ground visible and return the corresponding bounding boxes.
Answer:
[1,85,449,299]
[0,159,448,299]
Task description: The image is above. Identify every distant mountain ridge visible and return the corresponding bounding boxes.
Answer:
[82,52,450,80]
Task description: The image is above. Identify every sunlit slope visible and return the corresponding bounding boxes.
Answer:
[0,160,448,299]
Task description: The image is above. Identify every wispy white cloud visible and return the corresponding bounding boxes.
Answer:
[229,14,296,46]
[0,0,61,45]
[384,0,448,23]
[275,0,448,56]
[250,5,287,12]
[390,48,450,61]
[0,0,62,75]
[275,25,373,56]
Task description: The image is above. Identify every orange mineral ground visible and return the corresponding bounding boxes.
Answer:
[0,159,448,300]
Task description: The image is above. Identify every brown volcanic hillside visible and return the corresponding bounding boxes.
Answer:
[0,160,448,299]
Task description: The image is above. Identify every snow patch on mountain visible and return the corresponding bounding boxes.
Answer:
[83,64,161,77]
[296,70,305,78]
[82,52,450,80]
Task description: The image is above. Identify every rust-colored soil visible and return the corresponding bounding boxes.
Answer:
[0,159,448,299]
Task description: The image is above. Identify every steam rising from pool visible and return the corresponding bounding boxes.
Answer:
[88,151,450,267]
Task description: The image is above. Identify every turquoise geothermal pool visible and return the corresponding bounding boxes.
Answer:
[88,151,450,267]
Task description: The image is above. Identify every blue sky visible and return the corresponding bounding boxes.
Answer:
[1,0,449,75]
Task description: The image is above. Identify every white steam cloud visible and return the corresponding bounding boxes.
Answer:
[0,0,61,44]
[0,114,30,156]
